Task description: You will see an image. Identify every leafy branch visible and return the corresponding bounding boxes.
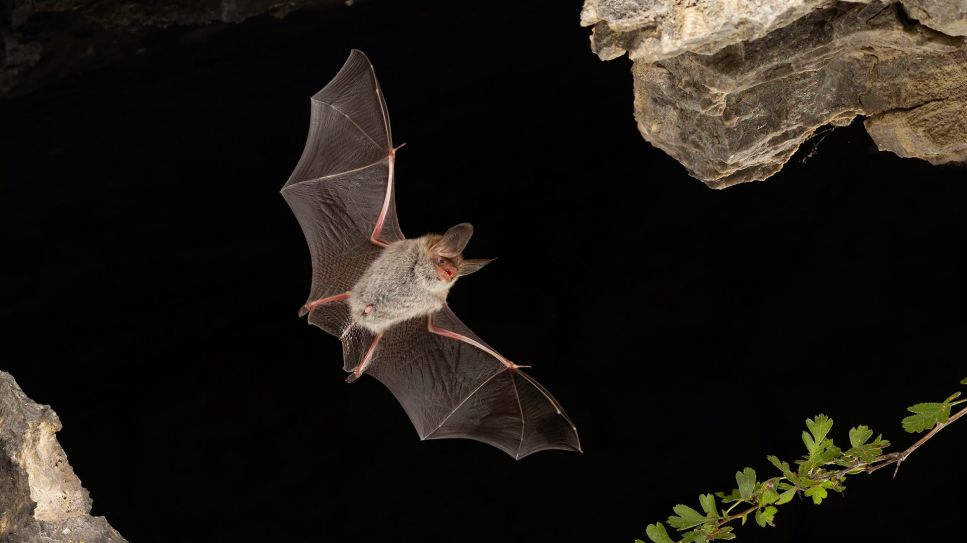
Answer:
[639,377,967,543]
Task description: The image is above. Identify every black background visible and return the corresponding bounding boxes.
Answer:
[3,1,966,542]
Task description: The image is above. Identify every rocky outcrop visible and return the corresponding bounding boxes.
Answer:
[0,372,126,543]
[582,1,967,188]
[1,0,344,97]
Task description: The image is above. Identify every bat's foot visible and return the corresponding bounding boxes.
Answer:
[299,292,351,318]
[345,333,380,384]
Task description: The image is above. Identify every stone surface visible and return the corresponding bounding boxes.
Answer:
[0,0,345,97]
[582,0,967,187]
[0,372,127,543]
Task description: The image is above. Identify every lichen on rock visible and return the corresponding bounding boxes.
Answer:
[582,0,967,187]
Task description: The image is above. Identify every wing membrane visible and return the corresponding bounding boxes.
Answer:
[366,308,582,459]
[282,49,404,328]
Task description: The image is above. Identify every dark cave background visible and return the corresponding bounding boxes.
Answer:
[2,1,966,542]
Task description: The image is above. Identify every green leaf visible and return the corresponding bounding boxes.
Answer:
[681,530,707,543]
[804,486,828,505]
[767,455,799,484]
[710,527,736,540]
[802,431,817,455]
[755,506,777,527]
[806,414,833,445]
[848,425,873,448]
[645,523,676,543]
[736,468,757,500]
[699,494,718,518]
[775,487,797,505]
[715,489,742,504]
[845,444,881,463]
[845,433,890,463]
[960,377,967,385]
[814,443,843,464]
[668,504,706,530]
[759,486,779,506]
[902,402,951,433]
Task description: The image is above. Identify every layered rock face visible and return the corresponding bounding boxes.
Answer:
[0,372,127,543]
[582,1,967,188]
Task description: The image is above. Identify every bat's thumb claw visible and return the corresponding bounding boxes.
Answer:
[298,305,310,318]
[345,372,361,384]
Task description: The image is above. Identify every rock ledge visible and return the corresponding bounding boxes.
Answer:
[583,0,967,187]
[0,372,127,543]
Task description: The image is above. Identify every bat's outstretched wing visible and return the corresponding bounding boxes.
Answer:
[283,51,580,459]
[341,307,582,459]
[281,49,403,334]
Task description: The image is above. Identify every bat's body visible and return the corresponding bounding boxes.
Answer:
[348,237,452,333]
[351,239,445,330]
[282,50,581,459]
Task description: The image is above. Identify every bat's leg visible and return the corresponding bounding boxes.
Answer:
[299,291,350,317]
[426,314,527,371]
[346,333,382,383]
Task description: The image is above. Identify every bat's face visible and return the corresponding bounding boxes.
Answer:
[418,223,493,293]
[432,254,459,282]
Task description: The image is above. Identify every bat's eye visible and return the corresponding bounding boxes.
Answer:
[435,256,446,266]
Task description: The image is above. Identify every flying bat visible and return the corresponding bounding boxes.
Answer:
[281,50,581,459]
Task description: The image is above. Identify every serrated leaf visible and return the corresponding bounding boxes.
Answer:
[736,468,757,500]
[668,504,706,530]
[902,402,951,433]
[815,443,842,464]
[767,455,799,484]
[848,425,873,448]
[846,434,889,463]
[710,527,736,540]
[845,443,882,463]
[716,489,742,504]
[681,530,707,543]
[804,486,828,505]
[776,487,797,505]
[759,487,779,506]
[646,523,676,543]
[806,414,833,444]
[755,506,777,527]
[699,494,718,517]
[802,431,817,455]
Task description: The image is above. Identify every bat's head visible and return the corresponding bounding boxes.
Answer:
[419,223,493,291]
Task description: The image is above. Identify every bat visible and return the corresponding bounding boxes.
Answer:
[281,50,581,459]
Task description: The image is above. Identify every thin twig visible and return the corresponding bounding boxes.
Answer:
[704,405,967,538]
[879,405,966,476]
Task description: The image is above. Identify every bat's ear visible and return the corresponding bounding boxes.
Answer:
[432,223,474,257]
[458,258,494,277]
